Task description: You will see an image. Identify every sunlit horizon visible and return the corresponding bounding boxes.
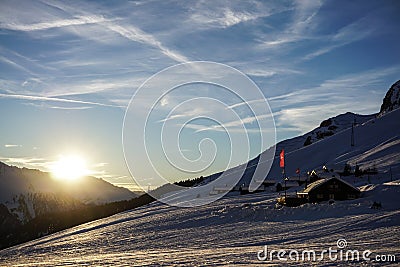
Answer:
[49,154,91,181]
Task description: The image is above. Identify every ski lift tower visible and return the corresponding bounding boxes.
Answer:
[351,118,355,147]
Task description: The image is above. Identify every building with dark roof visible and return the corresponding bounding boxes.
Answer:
[297,177,360,202]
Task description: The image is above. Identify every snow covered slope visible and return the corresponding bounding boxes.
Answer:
[0,181,398,266]
[196,108,398,193]
[280,112,375,150]
[266,108,400,181]
[196,80,400,191]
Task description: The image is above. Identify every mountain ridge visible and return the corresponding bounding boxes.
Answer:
[0,163,137,224]
[380,79,400,115]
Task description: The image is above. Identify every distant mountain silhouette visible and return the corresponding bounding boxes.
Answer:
[0,163,146,249]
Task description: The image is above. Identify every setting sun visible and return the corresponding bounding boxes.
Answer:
[50,155,89,181]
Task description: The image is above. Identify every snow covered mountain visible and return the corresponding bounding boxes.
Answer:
[266,108,399,180]
[380,80,400,115]
[261,80,400,184]
[299,112,374,147]
[162,107,399,206]
[0,163,137,224]
[197,80,400,192]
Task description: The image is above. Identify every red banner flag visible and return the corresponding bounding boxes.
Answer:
[279,149,285,168]
[296,168,300,174]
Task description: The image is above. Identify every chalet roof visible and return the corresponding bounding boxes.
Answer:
[287,176,308,182]
[301,179,326,193]
[277,180,299,187]
[299,177,359,194]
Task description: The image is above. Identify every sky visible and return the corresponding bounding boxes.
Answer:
[0,0,399,191]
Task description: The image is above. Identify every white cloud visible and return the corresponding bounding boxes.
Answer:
[104,22,189,63]
[226,99,267,109]
[157,107,209,123]
[44,80,134,98]
[290,0,322,35]
[48,105,92,110]
[0,93,121,108]
[270,66,400,133]
[190,8,260,28]
[0,156,47,168]
[222,9,257,27]
[274,105,345,133]
[244,67,303,78]
[4,144,22,148]
[245,70,276,77]
[259,0,322,49]
[0,15,111,31]
[160,96,169,107]
[269,66,399,107]
[0,56,35,75]
[182,114,272,133]
[303,15,377,60]
[0,1,189,64]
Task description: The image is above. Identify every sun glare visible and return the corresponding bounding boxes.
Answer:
[50,155,89,181]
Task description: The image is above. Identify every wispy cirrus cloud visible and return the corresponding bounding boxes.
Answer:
[180,114,272,133]
[259,0,322,48]
[188,0,290,30]
[43,79,137,98]
[0,156,48,168]
[0,15,111,31]
[270,66,400,133]
[244,67,304,78]
[0,0,189,64]
[0,73,145,108]
[270,66,400,105]
[0,93,121,108]
[0,56,36,76]
[104,22,189,62]
[226,99,267,109]
[24,102,92,110]
[190,8,261,28]
[4,144,22,148]
[157,107,208,123]
[302,15,377,60]
[257,0,378,64]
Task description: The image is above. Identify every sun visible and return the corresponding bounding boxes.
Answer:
[50,155,89,181]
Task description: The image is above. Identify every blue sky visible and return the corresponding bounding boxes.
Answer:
[0,0,399,191]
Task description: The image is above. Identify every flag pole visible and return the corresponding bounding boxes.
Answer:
[284,168,287,199]
[280,149,286,198]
